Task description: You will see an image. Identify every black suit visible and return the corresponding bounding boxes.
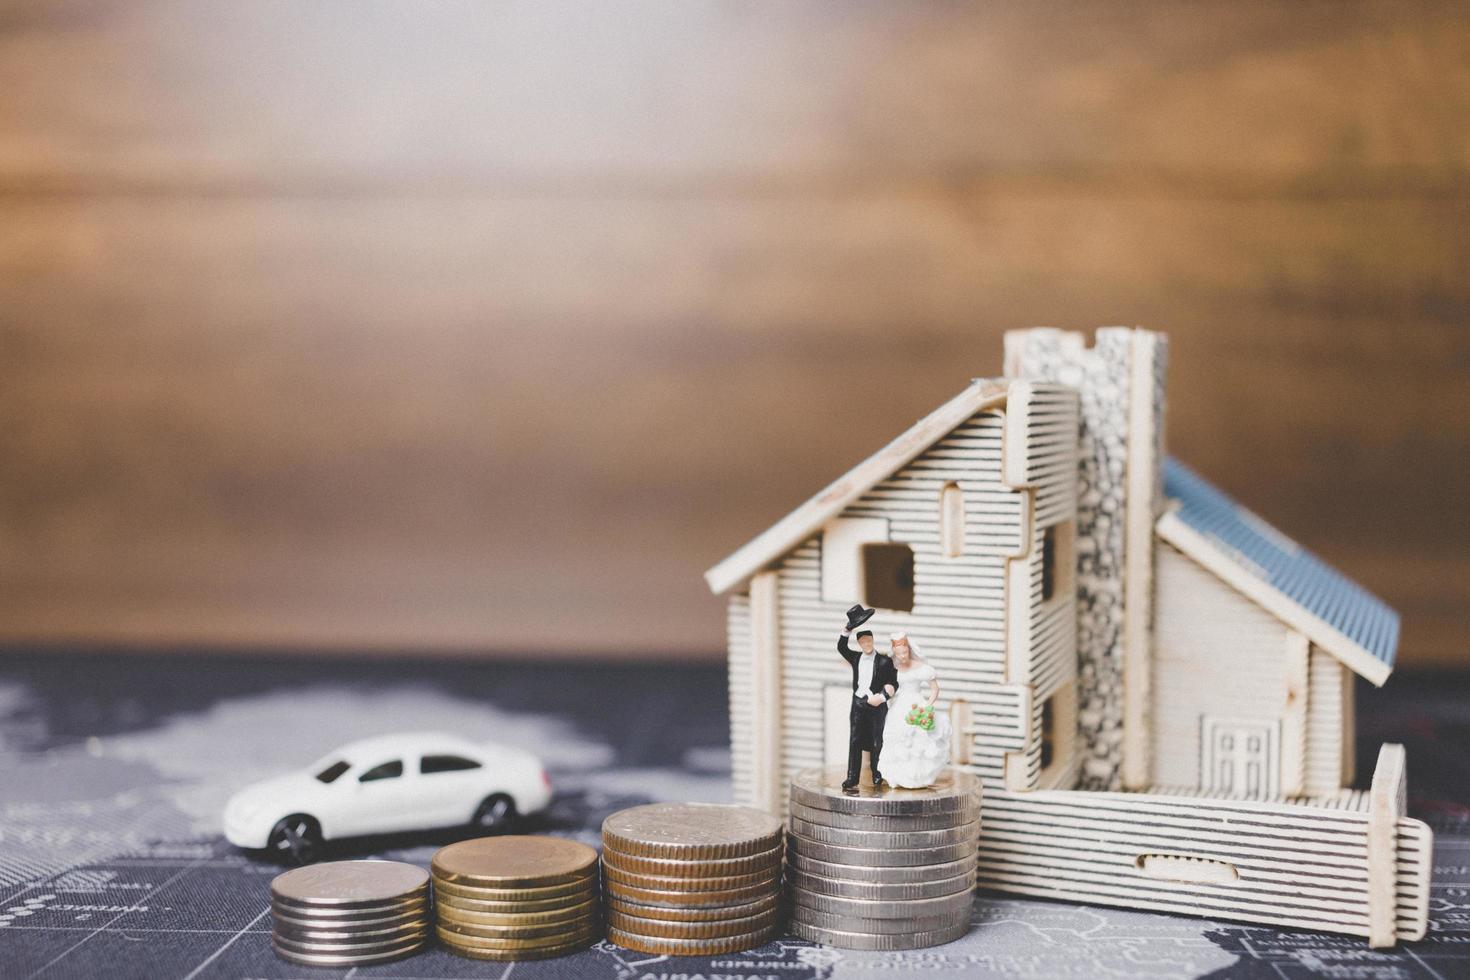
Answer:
[838,633,898,786]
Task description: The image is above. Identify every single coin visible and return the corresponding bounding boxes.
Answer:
[788,799,978,832]
[603,875,781,909]
[787,831,976,868]
[271,860,429,909]
[786,866,974,901]
[789,767,982,816]
[270,901,429,930]
[605,892,780,923]
[606,922,776,955]
[789,918,971,950]
[790,887,974,920]
[439,933,596,961]
[272,936,424,967]
[432,876,598,903]
[272,929,430,955]
[786,849,975,884]
[434,922,600,950]
[788,815,977,849]
[272,918,430,945]
[600,843,783,879]
[434,889,595,914]
[605,907,778,940]
[602,803,781,860]
[432,836,599,888]
[789,904,961,935]
[600,860,777,893]
[437,916,600,941]
[435,897,598,928]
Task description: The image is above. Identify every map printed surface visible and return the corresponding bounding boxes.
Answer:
[0,654,1465,979]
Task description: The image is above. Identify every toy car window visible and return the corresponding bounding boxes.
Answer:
[315,759,350,783]
[358,760,403,782]
[421,754,482,774]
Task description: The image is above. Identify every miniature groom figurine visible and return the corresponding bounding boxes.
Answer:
[837,604,899,795]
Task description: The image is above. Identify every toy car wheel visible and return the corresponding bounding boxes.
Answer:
[471,793,518,833]
[267,814,322,865]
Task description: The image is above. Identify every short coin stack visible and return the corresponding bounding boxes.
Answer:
[432,836,601,961]
[269,860,430,967]
[786,767,983,949]
[601,802,783,954]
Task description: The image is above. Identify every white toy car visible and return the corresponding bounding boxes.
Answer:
[223,732,552,863]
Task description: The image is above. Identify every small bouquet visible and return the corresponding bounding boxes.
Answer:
[905,703,935,731]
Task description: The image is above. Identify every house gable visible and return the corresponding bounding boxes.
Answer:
[705,378,1010,596]
[1156,459,1398,687]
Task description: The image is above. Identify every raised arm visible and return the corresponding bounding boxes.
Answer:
[836,629,859,665]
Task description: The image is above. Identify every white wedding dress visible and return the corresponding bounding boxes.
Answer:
[881,660,951,788]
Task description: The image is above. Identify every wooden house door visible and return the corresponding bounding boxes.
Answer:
[1201,717,1279,798]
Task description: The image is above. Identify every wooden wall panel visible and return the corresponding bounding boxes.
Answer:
[3,2,1469,189]
[0,2,1466,661]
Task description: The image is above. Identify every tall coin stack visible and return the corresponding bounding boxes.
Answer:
[601,802,783,954]
[269,860,431,967]
[786,767,983,949]
[432,836,601,961]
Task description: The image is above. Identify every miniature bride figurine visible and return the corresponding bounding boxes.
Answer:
[879,631,952,788]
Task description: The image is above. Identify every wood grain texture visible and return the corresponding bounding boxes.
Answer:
[0,1,1466,659]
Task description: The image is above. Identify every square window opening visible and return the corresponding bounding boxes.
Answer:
[862,542,915,612]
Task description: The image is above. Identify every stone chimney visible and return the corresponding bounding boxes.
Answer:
[1004,327,1167,791]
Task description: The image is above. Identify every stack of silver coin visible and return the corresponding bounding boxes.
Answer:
[785,767,982,949]
[601,802,783,955]
[269,860,431,967]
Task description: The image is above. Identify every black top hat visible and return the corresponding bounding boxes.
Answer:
[845,604,876,631]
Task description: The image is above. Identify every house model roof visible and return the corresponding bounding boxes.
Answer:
[704,378,1011,595]
[703,371,1400,686]
[1157,458,1399,686]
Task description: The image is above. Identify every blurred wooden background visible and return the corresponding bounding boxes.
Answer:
[1,1,1467,663]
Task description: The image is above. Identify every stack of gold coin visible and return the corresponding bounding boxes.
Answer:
[601,802,783,955]
[269,860,430,967]
[786,767,982,950]
[431,836,601,961]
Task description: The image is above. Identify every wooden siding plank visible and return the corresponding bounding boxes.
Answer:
[749,572,783,814]
[1367,743,1407,947]
[726,594,754,805]
[1122,330,1165,789]
[1305,646,1347,797]
[1281,630,1310,797]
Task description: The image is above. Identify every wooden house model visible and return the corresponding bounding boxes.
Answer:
[705,327,1431,947]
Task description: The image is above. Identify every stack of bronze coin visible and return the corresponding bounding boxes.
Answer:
[269,860,430,967]
[601,802,783,954]
[431,836,601,961]
[786,767,982,949]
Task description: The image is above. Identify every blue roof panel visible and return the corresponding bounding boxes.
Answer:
[1164,458,1399,671]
